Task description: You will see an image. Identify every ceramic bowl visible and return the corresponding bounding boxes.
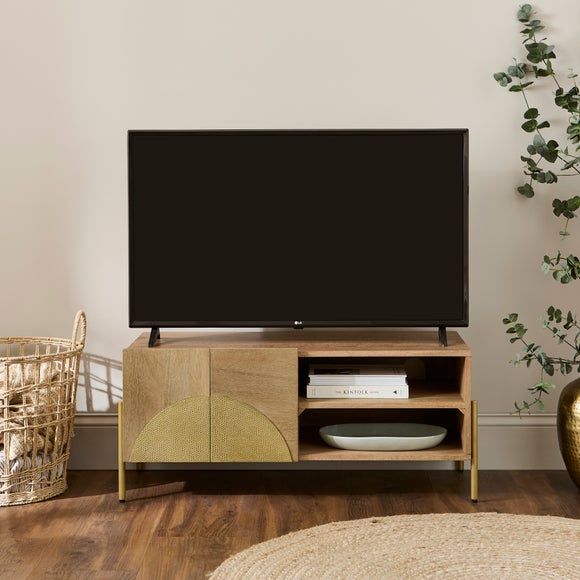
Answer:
[319,423,447,451]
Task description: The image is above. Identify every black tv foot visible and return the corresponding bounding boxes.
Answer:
[438,326,448,347]
[148,327,160,347]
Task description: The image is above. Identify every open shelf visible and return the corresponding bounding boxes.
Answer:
[298,429,466,461]
[298,407,467,462]
[299,381,466,413]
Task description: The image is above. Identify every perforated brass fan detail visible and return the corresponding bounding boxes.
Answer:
[129,396,210,462]
[211,394,292,462]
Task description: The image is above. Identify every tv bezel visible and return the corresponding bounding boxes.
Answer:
[128,128,469,329]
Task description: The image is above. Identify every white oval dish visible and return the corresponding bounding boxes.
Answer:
[319,423,447,451]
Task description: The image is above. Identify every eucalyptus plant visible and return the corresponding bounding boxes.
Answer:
[494,4,580,413]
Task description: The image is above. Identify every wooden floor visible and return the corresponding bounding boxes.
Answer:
[1,470,578,579]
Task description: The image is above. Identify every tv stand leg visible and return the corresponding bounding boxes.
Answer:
[470,400,478,503]
[148,327,160,347]
[118,401,126,502]
[438,326,448,347]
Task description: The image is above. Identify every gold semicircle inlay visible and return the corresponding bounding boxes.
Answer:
[211,394,292,462]
[129,396,210,462]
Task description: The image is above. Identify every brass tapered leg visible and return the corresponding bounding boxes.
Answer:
[118,401,126,502]
[455,460,464,472]
[471,400,478,502]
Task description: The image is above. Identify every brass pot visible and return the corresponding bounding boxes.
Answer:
[557,377,580,488]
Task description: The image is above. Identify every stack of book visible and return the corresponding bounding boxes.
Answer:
[307,364,409,399]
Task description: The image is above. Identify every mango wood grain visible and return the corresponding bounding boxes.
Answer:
[299,436,467,461]
[128,330,471,358]
[122,348,210,461]
[299,384,466,413]
[210,348,298,460]
[459,357,472,454]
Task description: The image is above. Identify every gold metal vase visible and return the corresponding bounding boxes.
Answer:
[557,377,580,489]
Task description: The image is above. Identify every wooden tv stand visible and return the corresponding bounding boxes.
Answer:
[118,330,477,501]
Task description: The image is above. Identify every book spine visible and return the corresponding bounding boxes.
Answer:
[309,380,407,387]
[306,385,409,399]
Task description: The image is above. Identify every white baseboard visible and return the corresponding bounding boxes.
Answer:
[69,413,565,470]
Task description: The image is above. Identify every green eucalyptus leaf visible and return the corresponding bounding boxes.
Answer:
[524,108,539,119]
[508,63,528,78]
[509,81,534,92]
[555,87,580,112]
[517,183,535,198]
[534,66,551,78]
[533,134,545,147]
[521,119,538,132]
[536,138,559,162]
[533,170,558,184]
[517,4,533,22]
[553,199,565,217]
[567,121,580,145]
[567,196,580,211]
[525,41,557,64]
[494,72,512,87]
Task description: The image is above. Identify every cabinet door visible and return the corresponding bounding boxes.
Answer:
[210,348,298,462]
[123,348,210,462]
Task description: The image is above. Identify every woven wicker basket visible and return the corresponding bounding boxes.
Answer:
[0,311,86,506]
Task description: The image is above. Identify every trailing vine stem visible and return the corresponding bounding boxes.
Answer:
[503,307,580,414]
[494,4,580,414]
[515,66,580,178]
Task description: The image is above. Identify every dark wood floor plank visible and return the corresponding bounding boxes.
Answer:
[0,470,577,580]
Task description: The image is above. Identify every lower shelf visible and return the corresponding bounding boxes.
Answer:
[298,430,467,461]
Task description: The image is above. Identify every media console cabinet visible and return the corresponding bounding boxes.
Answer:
[118,330,477,501]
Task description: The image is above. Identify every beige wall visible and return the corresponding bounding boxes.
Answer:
[2,1,580,468]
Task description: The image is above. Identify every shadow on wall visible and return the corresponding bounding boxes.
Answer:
[77,353,122,413]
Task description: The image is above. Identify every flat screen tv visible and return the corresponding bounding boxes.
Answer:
[128,129,468,330]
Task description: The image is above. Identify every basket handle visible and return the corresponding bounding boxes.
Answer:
[71,310,87,348]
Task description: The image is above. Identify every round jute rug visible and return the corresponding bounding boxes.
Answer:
[210,512,580,579]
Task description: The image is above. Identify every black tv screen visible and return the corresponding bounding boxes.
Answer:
[128,129,468,328]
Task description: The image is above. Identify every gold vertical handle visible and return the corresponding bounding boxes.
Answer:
[118,401,126,502]
[471,400,478,502]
